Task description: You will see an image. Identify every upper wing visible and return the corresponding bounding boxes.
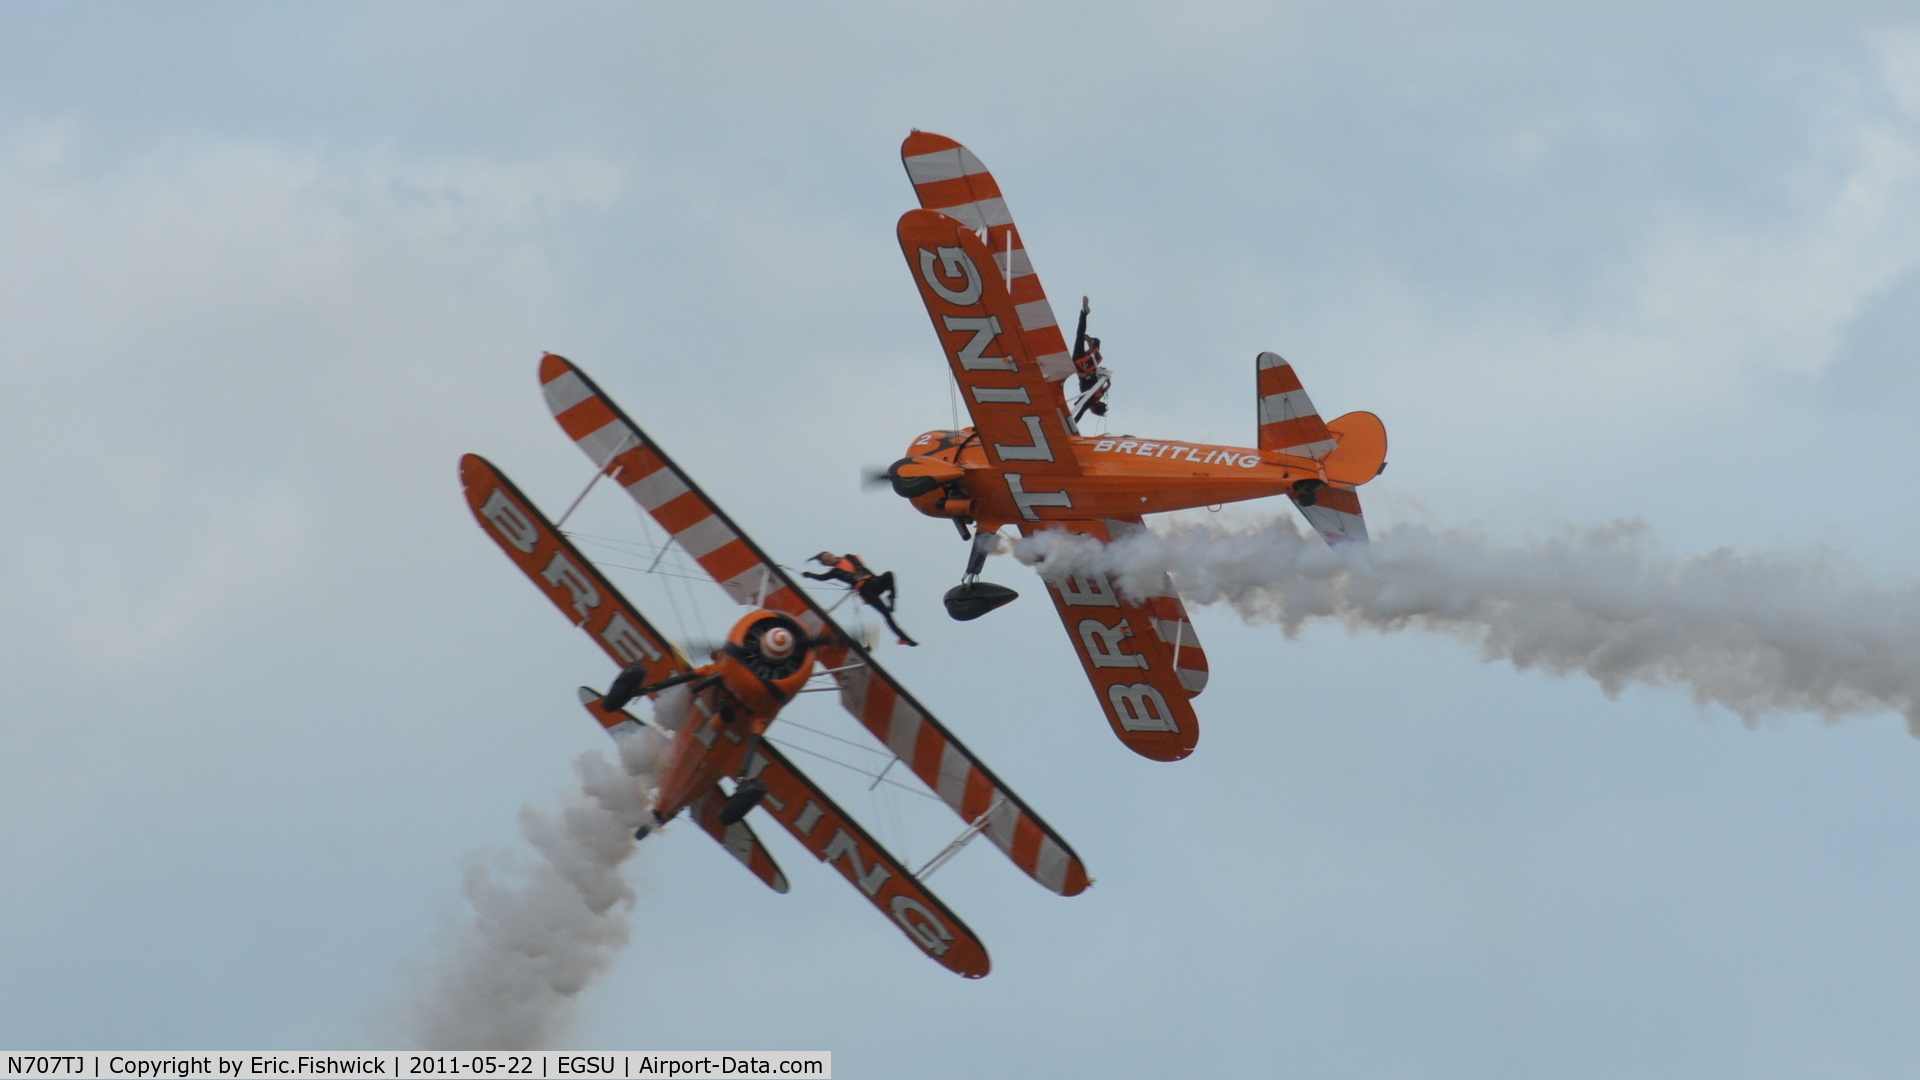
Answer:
[1023,518,1205,762]
[900,131,1075,384]
[459,453,688,689]
[897,209,1081,475]
[831,651,1090,895]
[746,742,990,978]
[538,354,1090,896]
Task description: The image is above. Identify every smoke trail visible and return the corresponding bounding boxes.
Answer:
[397,710,675,1049]
[1012,516,1920,734]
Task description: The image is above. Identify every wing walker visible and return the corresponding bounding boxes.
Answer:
[460,354,1088,978]
[883,131,1390,762]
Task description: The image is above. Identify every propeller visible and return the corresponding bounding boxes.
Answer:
[861,464,894,490]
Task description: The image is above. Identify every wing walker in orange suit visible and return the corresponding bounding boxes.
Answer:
[803,552,919,647]
[884,130,1390,762]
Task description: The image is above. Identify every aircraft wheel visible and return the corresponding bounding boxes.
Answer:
[718,778,769,825]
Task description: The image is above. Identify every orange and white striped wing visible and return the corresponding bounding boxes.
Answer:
[831,652,1091,896]
[901,131,1074,385]
[745,743,991,978]
[897,209,1080,476]
[1024,518,1206,762]
[459,454,688,688]
[538,353,826,634]
[1256,351,1336,460]
[1105,517,1210,699]
[538,354,1090,896]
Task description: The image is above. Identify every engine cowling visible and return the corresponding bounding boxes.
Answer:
[714,610,816,713]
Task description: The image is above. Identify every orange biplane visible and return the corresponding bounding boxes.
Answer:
[460,354,1089,978]
[885,132,1389,762]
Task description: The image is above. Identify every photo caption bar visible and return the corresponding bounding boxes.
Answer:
[0,1054,829,1080]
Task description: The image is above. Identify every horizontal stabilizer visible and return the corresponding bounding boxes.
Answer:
[1322,411,1387,487]
[1295,484,1368,546]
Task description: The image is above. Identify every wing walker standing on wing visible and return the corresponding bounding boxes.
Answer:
[884,130,1390,762]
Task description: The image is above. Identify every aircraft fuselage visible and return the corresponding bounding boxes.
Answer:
[902,427,1324,532]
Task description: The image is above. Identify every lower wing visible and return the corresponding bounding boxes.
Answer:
[746,742,991,978]
[1022,517,1207,762]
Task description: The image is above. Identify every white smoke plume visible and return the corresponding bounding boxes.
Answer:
[396,737,665,1050]
[1012,516,1920,735]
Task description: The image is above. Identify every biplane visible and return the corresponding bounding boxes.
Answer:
[885,131,1389,763]
[459,354,1088,979]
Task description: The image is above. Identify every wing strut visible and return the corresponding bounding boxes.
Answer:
[916,793,1006,882]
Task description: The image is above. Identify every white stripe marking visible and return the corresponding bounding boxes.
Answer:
[1299,503,1368,544]
[1152,617,1201,650]
[993,247,1035,279]
[904,148,978,184]
[717,565,766,605]
[935,197,1013,231]
[935,741,969,812]
[972,386,1031,404]
[886,698,919,762]
[1274,437,1338,460]
[1259,389,1319,427]
[1035,837,1070,894]
[542,370,595,415]
[575,419,635,469]
[836,667,871,717]
[1035,350,1074,382]
[1013,298,1058,333]
[624,465,689,512]
[983,796,1018,854]
[673,514,737,560]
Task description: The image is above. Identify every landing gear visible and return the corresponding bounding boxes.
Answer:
[943,530,1019,620]
[944,581,1019,620]
[717,778,769,826]
[1291,478,1325,507]
[602,666,711,713]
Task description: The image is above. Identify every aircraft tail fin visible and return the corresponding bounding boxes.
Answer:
[1257,353,1385,547]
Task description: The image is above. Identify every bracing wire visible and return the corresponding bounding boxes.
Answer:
[764,737,941,802]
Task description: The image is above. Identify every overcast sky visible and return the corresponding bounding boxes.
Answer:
[7,2,1920,1075]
